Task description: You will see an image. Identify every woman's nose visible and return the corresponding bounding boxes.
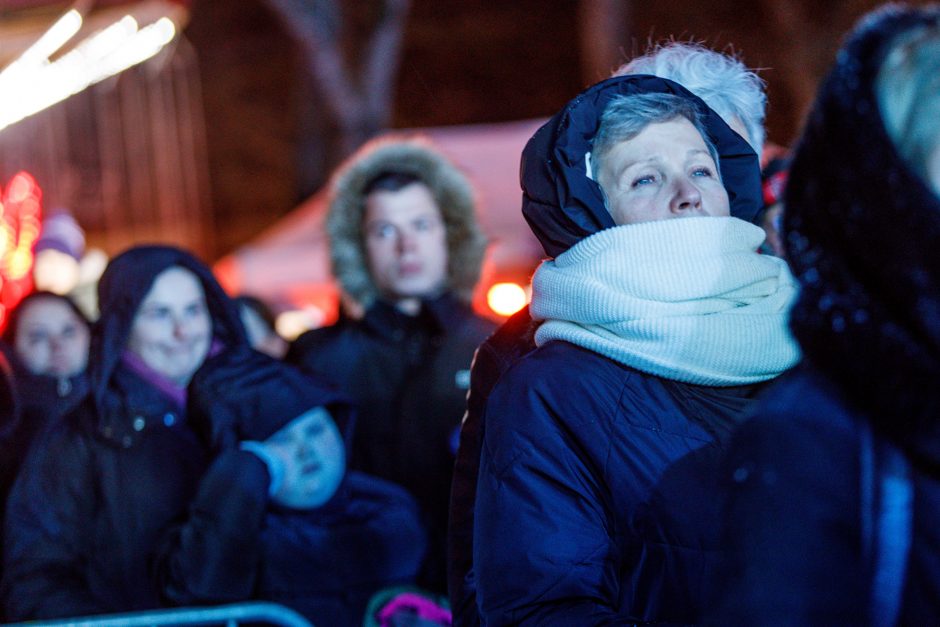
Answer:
[670,178,703,213]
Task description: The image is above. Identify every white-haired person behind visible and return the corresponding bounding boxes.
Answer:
[614,41,767,157]
[710,5,940,625]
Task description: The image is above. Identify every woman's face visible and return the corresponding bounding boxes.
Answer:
[126,267,212,386]
[268,407,346,510]
[14,297,89,378]
[598,117,731,226]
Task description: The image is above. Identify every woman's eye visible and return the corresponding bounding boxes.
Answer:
[692,167,714,178]
[414,217,438,232]
[631,175,656,188]
[144,307,170,320]
[370,224,396,239]
[26,332,48,346]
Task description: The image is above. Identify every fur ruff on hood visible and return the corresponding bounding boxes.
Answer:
[783,5,940,468]
[326,137,487,310]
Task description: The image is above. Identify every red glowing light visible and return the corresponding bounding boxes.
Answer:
[0,171,43,332]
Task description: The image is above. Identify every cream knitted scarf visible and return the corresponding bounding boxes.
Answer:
[531,217,801,385]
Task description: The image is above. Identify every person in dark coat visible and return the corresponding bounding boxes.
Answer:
[448,43,773,625]
[711,6,940,624]
[0,292,91,513]
[287,138,496,593]
[472,75,801,625]
[155,349,427,626]
[1,245,247,620]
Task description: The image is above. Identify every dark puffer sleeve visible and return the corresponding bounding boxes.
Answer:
[473,344,628,625]
[154,449,270,605]
[2,420,101,620]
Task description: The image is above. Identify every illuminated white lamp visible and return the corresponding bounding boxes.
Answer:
[33,248,80,294]
[487,282,528,317]
[276,306,327,340]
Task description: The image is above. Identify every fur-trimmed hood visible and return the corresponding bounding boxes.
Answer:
[326,137,487,310]
[784,5,940,466]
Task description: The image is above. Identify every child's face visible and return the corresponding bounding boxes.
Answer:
[268,407,346,510]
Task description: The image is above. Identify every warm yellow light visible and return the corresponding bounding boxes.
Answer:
[276,306,326,340]
[487,282,527,317]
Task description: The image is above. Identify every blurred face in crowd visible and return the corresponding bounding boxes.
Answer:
[598,117,730,226]
[13,296,89,378]
[363,182,449,314]
[127,267,211,386]
[268,407,346,510]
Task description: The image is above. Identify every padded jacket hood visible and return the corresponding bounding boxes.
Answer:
[520,74,763,258]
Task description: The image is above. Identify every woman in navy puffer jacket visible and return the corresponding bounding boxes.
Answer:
[472,75,801,625]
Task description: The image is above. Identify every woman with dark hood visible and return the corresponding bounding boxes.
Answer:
[712,5,940,624]
[0,292,91,511]
[472,75,800,624]
[1,245,247,620]
[155,349,427,626]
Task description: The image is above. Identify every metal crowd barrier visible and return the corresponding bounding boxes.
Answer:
[1,601,313,627]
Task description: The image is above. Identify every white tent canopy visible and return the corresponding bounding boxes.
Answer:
[215,118,547,319]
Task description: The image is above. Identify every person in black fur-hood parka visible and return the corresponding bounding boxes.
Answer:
[1,246,247,620]
[711,4,940,625]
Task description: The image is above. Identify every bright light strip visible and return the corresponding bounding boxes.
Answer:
[13,9,83,67]
[0,14,177,133]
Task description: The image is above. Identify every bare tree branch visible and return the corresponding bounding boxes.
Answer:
[266,0,410,155]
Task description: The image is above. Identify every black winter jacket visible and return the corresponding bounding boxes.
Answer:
[1,246,246,620]
[475,343,764,625]
[289,293,494,592]
[713,369,940,625]
[0,349,89,512]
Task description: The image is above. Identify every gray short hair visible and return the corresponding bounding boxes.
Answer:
[876,23,940,188]
[592,92,720,188]
[615,42,766,156]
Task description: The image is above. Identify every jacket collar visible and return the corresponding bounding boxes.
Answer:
[361,292,460,338]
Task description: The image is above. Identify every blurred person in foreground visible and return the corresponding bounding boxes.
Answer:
[155,349,427,626]
[711,5,940,624]
[288,138,495,593]
[472,73,800,624]
[1,246,247,619]
[448,42,771,624]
